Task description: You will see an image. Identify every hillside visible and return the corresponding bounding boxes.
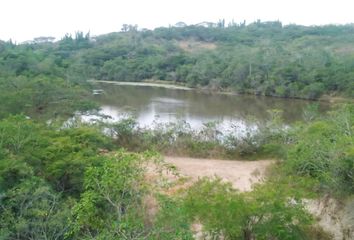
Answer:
[1,21,354,100]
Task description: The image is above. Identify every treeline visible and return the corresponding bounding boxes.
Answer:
[0,32,96,120]
[2,21,354,99]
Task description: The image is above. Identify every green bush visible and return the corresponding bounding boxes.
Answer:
[286,104,354,194]
[182,178,314,240]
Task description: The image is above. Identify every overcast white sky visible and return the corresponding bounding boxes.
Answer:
[1,0,354,42]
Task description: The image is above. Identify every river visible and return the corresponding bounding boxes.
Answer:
[85,83,330,134]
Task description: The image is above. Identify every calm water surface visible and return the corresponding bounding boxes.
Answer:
[87,84,330,134]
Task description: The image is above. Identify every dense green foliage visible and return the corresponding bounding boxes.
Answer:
[0,76,96,120]
[2,21,354,100]
[69,151,156,239]
[0,116,178,239]
[85,22,354,99]
[182,178,313,240]
[0,117,108,239]
[285,104,354,195]
[0,33,97,120]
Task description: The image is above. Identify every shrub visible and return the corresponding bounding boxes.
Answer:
[182,178,314,240]
[286,104,354,195]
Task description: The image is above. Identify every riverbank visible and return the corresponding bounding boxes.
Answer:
[88,79,192,90]
[89,79,354,103]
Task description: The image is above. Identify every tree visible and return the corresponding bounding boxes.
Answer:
[0,178,71,240]
[69,151,154,239]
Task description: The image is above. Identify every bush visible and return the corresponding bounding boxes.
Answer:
[182,178,314,240]
[285,104,354,195]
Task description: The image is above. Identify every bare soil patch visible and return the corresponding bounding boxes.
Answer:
[164,156,273,191]
[178,40,217,53]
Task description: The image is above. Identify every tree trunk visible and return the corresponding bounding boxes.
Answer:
[243,228,253,240]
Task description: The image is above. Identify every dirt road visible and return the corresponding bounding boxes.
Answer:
[164,156,274,191]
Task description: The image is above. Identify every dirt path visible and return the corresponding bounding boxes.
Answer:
[164,156,274,191]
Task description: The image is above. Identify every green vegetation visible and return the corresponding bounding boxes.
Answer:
[104,112,288,159]
[2,21,354,100]
[0,21,353,239]
[285,104,354,195]
[182,178,314,240]
[88,22,354,99]
[0,116,312,239]
[0,37,96,120]
[103,104,353,197]
[2,108,350,239]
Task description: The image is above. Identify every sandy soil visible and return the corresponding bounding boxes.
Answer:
[164,156,273,191]
[305,197,354,240]
[89,80,192,90]
[144,156,273,227]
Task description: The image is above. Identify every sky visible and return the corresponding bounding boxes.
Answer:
[1,0,354,42]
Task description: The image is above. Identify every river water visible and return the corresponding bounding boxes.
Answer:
[86,83,330,134]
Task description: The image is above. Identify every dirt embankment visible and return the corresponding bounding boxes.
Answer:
[305,197,354,240]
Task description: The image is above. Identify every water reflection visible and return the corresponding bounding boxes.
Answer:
[88,84,330,133]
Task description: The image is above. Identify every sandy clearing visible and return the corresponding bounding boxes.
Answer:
[89,80,192,90]
[144,156,274,224]
[164,156,274,191]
